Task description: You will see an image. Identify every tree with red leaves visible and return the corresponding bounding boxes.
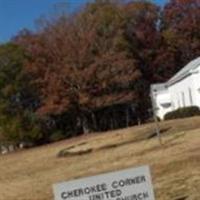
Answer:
[16,1,141,133]
[153,0,200,81]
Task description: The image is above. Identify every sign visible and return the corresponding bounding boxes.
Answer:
[53,166,155,200]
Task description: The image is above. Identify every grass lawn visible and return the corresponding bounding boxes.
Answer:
[0,116,200,200]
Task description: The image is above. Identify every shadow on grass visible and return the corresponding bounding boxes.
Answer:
[57,127,171,158]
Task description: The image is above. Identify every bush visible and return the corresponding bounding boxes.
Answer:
[164,106,200,120]
[49,131,65,142]
[0,110,42,144]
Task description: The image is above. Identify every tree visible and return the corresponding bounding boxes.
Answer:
[121,1,161,118]
[154,0,200,81]
[0,43,41,143]
[15,0,141,133]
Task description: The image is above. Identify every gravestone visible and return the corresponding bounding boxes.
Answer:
[1,145,8,155]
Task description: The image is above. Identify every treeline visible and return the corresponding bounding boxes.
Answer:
[0,0,199,144]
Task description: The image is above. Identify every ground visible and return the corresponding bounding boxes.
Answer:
[0,116,200,200]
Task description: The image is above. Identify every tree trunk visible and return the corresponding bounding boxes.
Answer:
[82,115,89,134]
[126,106,130,127]
[91,112,97,131]
[112,108,117,129]
[137,118,141,126]
[110,117,114,130]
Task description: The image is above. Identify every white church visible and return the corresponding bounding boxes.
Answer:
[150,57,200,120]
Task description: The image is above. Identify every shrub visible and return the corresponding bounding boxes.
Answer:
[0,113,42,144]
[49,131,65,142]
[164,106,200,120]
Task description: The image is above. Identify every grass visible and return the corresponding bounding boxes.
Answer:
[0,116,200,200]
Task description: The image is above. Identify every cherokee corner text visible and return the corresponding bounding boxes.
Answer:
[60,175,149,200]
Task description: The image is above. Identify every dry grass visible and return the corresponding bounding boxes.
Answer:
[0,116,200,200]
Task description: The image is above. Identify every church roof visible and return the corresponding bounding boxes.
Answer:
[168,57,200,85]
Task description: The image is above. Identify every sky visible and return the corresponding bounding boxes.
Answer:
[0,0,167,43]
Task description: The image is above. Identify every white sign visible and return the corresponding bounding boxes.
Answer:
[53,166,155,200]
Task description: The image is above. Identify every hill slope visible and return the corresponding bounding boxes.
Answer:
[0,117,200,200]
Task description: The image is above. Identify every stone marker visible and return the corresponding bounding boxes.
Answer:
[8,144,15,152]
[53,165,155,200]
[1,145,8,155]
